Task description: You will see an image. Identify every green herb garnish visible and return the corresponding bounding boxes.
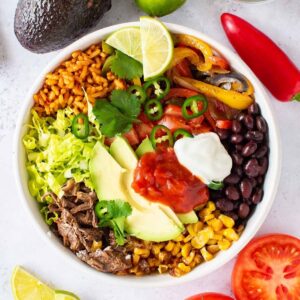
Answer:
[95,200,132,245]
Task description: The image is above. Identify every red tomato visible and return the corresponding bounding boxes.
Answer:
[164,88,198,101]
[232,234,300,300]
[186,292,234,300]
[123,128,139,146]
[175,58,193,77]
[158,115,190,133]
[216,120,232,129]
[132,149,209,213]
[164,104,183,117]
[134,122,153,140]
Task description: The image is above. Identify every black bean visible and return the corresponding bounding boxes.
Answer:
[243,115,254,129]
[224,173,241,185]
[252,188,263,204]
[225,212,239,221]
[254,145,268,158]
[216,128,229,140]
[257,176,264,185]
[231,134,244,144]
[242,141,258,157]
[232,120,242,133]
[238,203,250,219]
[248,103,260,115]
[232,151,244,165]
[244,158,260,177]
[216,198,234,212]
[246,131,264,142]
[237,112,246,122]
[248,177,257,188]
[235,166,243,177]
[240,178,253,199]
[256,116,268,133]
[235,144,243,151]
[225,185,240,201]
[259,157,269,175]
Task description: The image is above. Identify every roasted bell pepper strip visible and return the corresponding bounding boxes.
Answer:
[182,95,208,120]
[175,34,213,72]
[145,99,163,121]
[221,13,300,102]
[128,85,147,104]
[174,128,193,140]
[174,75,253,110]
[72,113,89,139]
[164,88,199,101]
[143,76,171,101]
[171,47,202,72]
[150,125,174,149]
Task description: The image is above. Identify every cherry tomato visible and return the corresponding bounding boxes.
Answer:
[186,292,234,300]
[232,234,300,300]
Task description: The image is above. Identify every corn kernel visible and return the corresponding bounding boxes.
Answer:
[213,234,223,241]
[134,248,150,257]
[191,227,213,249]
[172,243,181,256]
[207,239,217,245]
[181,243,192,258]
[165,241,175,252]
[218,239,231,250]
[91,240,102,252]
[204,213,215,222]
[193,221,204,233]
[183,250,195,265]
[152,244,163,256]
[187,224,196,236]
[200,247,214,261]
[219,214,235,228]
[207,244,220,254]
[208,218,223,232]
[132,254,140,265]
[158,265,168,274]
[207,201,216,212]
[178,263,191,273]
[223,228,239,241]
[183,235,193,243]
[173,234,185,242]
[199,208,210,218]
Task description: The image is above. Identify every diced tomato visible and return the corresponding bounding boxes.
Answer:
[164,88,198,101]
[175,58,193,77]
[209,55,230,70]
[132,148,209,213]
[134,122,153,140]
[164,104,183,117]
[232,234,300,300]
[158,115,190,133]
[123,128,139,146]
[186,293,234,300]
[204,111,217,129]
[216,120,232,129]
[104,137,115,146]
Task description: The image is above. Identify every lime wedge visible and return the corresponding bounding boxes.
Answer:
[11,266,55,300]
[55,290,80,300]
[105,27,143,62]
[140,16,174,80]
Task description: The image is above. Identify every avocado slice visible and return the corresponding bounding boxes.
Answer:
[177,211,198,224]
[135,137,154,158]
[90,141,183,242]
[14,0,111,53]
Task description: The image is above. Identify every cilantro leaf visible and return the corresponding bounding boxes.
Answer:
[110,51,143,80]
[92,90,141,137]
[111,90,141,119]
[95,200,132,245]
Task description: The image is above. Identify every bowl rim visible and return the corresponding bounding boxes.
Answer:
[13,21,282,288]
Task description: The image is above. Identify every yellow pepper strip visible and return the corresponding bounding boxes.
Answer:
[132,77,142,86]
[244,78,255,96]
[171,47,202,69]
[174,75,253,110]
[175,34,213,72]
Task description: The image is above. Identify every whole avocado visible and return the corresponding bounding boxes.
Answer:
[14,0,111,53]
[135,0,186,17]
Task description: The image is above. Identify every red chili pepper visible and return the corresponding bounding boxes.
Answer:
[221,13,300,102]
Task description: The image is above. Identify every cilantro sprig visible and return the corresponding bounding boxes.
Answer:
[95,200,132,245]
[110,50,143,80]
[92,90,141,137]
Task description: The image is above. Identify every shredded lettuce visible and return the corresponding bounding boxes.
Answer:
[23,109,102,202]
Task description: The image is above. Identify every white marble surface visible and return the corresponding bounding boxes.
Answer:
[1,0,300,299]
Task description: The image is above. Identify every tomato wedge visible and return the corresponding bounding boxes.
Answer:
[232,234,300,300]
[186,292,234,300]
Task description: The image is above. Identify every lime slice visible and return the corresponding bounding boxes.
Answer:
[11,266,55,300]
[140,16,174,80]
[55,290,80,300]
[105,27,143,62]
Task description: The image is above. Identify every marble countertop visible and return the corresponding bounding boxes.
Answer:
[1,0,300,299]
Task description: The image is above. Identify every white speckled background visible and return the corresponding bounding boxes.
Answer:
[0,0,300,299]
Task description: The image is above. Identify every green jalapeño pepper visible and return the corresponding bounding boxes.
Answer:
[182,94,208,120]
[150,125,174,149]
[173,128,193,140]
[208,181,224,190]
[128,85,147,104]
[72,113,89,139]
[145,99,163,121]
[143,76,171,100]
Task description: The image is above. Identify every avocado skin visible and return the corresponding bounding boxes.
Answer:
[14,0,111,53]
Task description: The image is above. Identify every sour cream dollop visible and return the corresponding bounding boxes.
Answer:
[174,132,232,184]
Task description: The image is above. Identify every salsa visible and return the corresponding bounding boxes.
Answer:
[132,148,209,213]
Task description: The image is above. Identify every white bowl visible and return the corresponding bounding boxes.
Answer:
[14,22,281,288]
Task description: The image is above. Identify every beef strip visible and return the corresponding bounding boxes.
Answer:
[77,248,132,273]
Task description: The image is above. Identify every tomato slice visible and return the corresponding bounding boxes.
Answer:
[186,292,234,300]
[232,234,300,300]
